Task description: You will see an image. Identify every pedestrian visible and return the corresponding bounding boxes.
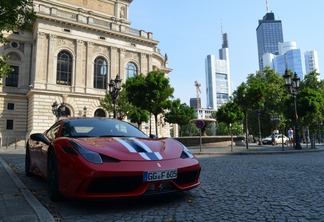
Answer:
[288,128,294,147]
[271,131,276,146]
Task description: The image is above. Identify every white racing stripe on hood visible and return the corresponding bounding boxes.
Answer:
[114,137,163,160]
[114,137,137,153]
[139,153,151,160]
[154,152,163,160]
[129,138,152,152]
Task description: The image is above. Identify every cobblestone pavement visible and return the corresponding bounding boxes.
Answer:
[1,146,324,221]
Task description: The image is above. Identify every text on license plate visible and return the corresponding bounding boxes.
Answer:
[144,169,177,182]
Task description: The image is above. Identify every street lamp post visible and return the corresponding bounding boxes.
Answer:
[83,106,87,117]
[229,123,233,151]
[283,69,302,149]
[51,101,66,120]
[108,74,122,119]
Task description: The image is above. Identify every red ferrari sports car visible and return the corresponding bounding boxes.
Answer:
[25,117,201,201]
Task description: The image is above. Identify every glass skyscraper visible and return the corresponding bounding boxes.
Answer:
[205,33,231,110]
[256,12,284,70]
[267,41,305,79]
[305,50,320,75]
[285,49,304,77]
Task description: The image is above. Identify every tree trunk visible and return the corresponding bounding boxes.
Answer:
[245,111,249,149]
[311,133,316,149]
[154,114,158,136]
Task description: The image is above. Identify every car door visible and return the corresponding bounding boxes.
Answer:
[38,121,62,176]
[276,134,283,144]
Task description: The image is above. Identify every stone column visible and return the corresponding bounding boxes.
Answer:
[140,53,147,74]
[74,39,84,93]
[119,48,125,79]
[34,32,48,88]
[110,47,118,79]
[148,54,153,72]
[47,34,56,86]
[85,42,94,92]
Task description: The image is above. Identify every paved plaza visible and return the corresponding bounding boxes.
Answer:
[1,144,324,221]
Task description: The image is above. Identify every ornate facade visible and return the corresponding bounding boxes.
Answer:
[0,0,172,145]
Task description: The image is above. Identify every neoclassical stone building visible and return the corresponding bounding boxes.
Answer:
[0,0,172,145]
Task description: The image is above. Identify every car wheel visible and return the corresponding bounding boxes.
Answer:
[48,150,61,201]
[25,146,33,177]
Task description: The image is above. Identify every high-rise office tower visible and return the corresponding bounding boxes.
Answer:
[205,33,231,110]
[264,41,307,79]
[190,98,201,110]
[256,12,284,70]
[273,41,304,77]
[305,50,320,75]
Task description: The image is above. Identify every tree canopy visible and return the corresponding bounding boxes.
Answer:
[0,0,36,78]
[124,71,174,135]
[164,99,196,136]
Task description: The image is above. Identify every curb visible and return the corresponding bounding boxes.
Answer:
[0,157,55,222]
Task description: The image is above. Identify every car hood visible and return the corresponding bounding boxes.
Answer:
[71,137,190,161]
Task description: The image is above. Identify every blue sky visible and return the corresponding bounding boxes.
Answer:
[129,1,324,107]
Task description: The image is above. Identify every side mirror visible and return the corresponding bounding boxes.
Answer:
[30,133,50,145]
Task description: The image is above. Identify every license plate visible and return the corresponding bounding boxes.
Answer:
[143,169,177,182]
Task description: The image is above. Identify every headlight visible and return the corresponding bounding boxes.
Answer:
[68,141,103,164]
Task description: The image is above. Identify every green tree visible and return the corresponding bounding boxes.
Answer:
[253,67,288,137]
[180,124,199,136]
[124,71,174,135]
[101,88,150,128]
[233,78,265,149]
[0,0,36,78]
[128,107,150,129]
[215,101,244,134]
[298,71,324,147]
[164,99,196,136]
[300,70,324,91]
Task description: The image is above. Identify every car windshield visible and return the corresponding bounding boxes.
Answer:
[60,118,148,138]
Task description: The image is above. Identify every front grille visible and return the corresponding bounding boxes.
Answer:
[174,169,200,185]
[87,176,142,193]
[144,182,176,195]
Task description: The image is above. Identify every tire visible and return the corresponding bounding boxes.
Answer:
[25,146,33,177]
[48,150,62,201]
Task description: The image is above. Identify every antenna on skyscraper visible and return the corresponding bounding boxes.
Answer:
[266,0,269,13]
[220,19,223,35]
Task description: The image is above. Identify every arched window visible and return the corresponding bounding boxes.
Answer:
[57,50,72,85]
[126,62,138,79]
[5,52,21,87]
[6,66,19,87]
[94,109,106,117]
[94,57,108,89]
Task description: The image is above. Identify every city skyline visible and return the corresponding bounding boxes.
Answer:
[130,0,324,107]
